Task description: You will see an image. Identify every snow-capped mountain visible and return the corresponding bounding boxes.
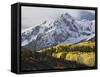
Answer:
[21,12,95,51]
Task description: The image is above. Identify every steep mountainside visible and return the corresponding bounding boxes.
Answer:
[21,13,95,51]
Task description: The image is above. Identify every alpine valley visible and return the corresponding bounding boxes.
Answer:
[21,12,96,71]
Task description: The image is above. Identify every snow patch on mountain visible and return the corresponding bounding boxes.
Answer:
[21,12,95,50]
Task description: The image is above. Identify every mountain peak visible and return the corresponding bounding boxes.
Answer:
[21,12,95,51]
[61,12,73,19]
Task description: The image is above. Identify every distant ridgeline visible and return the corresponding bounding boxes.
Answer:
[21,12,95,51]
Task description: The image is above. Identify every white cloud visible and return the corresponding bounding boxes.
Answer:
[21,6,95,31]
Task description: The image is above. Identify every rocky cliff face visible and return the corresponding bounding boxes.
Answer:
[21,13,95,51]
